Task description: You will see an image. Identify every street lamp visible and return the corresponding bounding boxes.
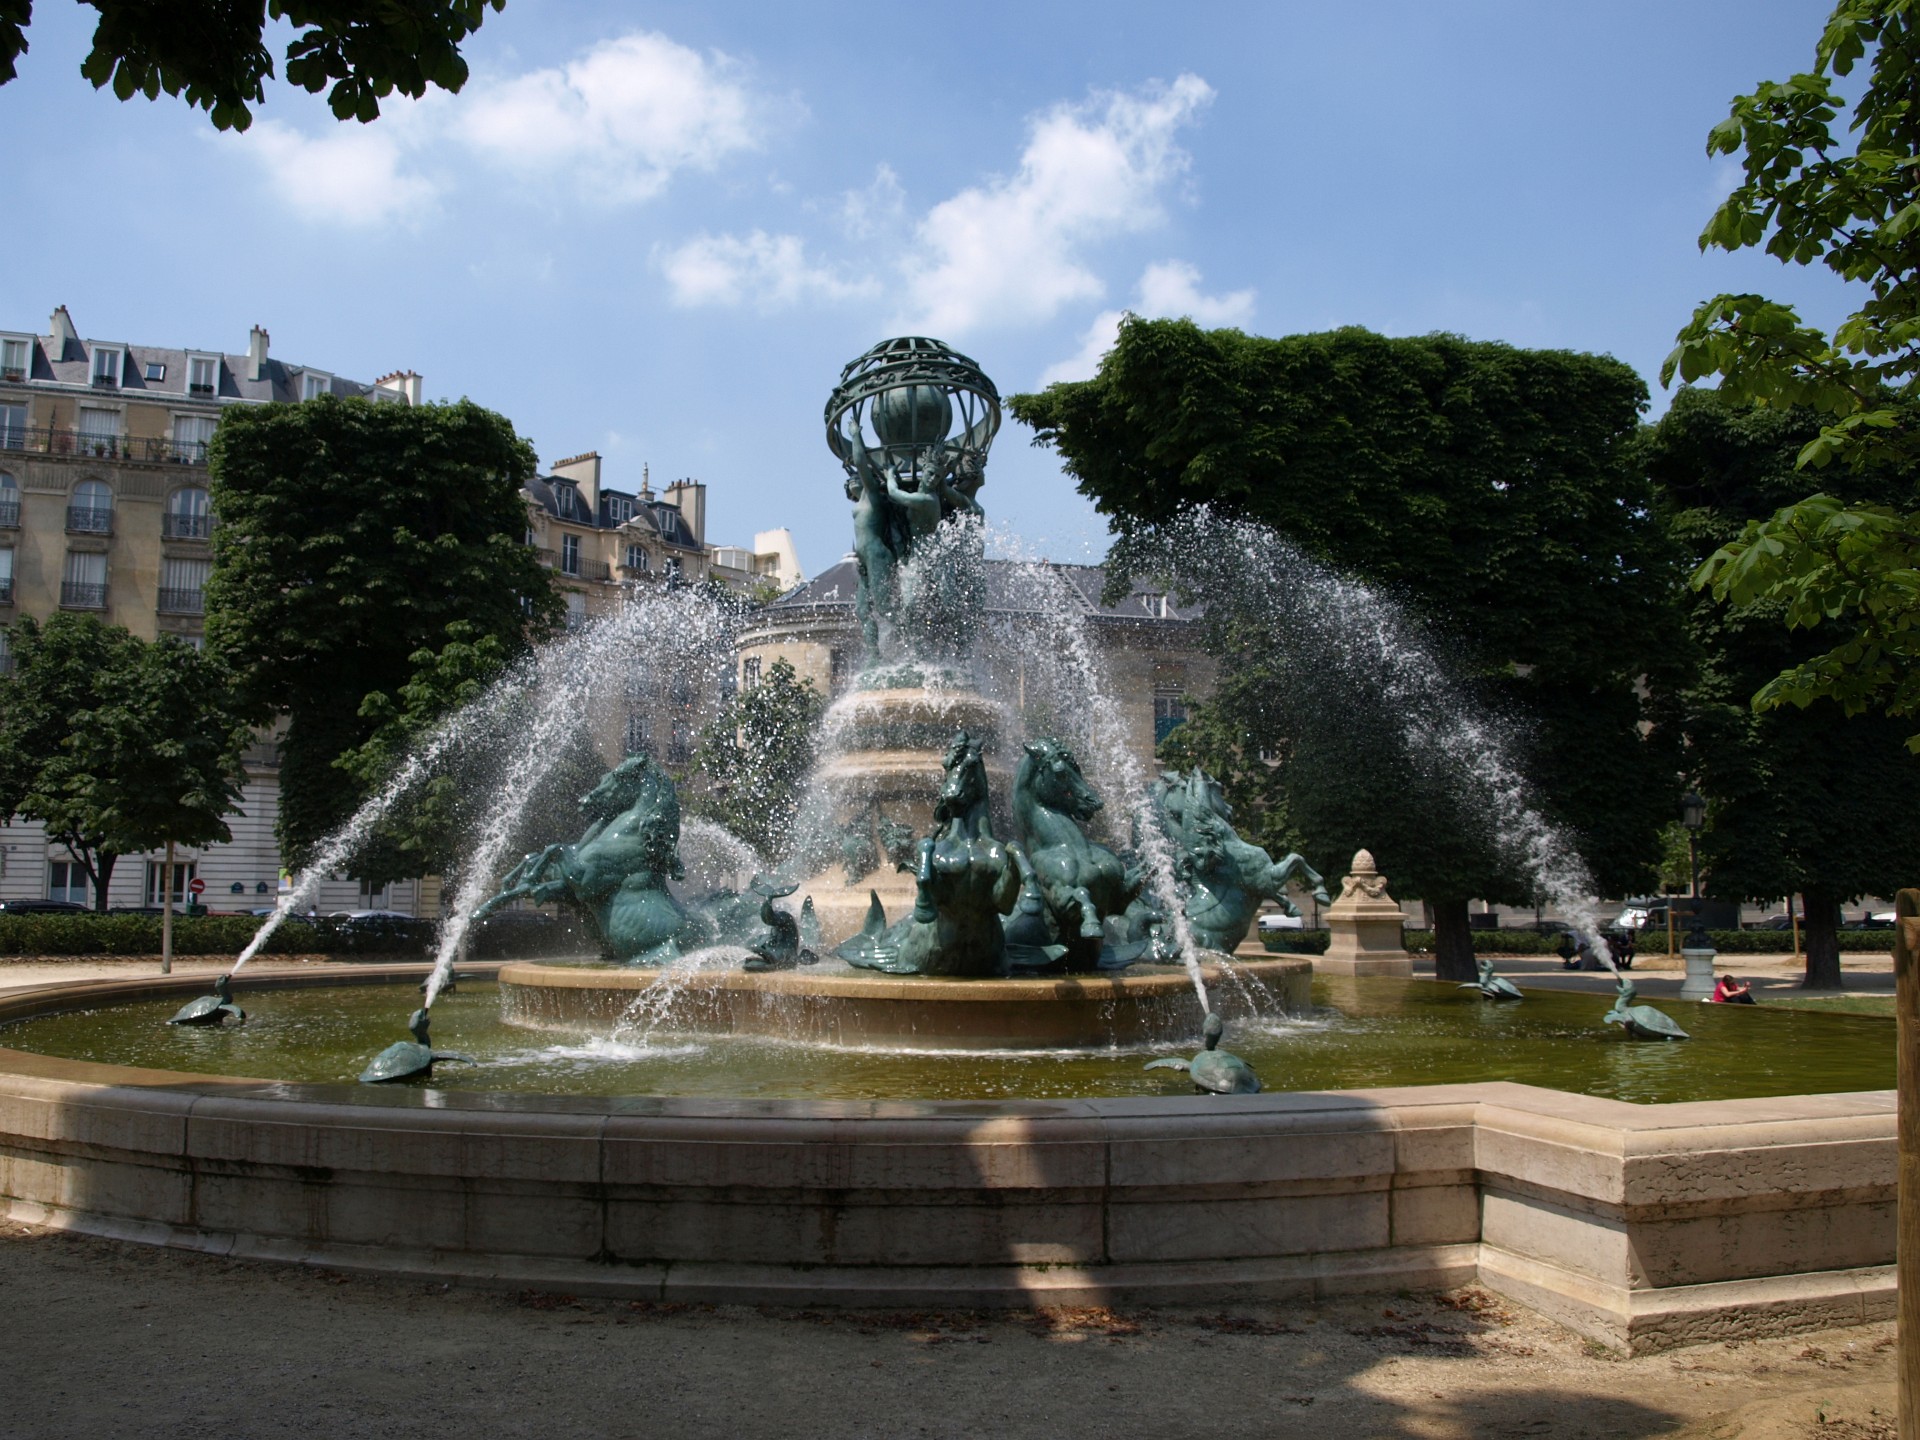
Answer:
[1680,791,1705,900]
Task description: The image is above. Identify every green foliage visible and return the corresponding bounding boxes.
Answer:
[688,659,824,860]
[206,397,560,867]
[0,615,249,909]
[1642,387,1920,984]
[1014,320,1685,975]
[0,1,504,132]
[0,912,429,957]
[1664,3,1920,745]
[335,622,604,889]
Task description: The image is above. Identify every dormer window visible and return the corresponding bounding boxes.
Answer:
[0,336,28,382]
[187,355,219,396]
[301,372,331,401]
[91,345,123,387]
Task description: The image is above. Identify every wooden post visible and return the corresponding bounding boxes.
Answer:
[159,840,174,976]
[1666,903,1677,961]
[1896,888,1919,1439]
[1790,892,1801,964]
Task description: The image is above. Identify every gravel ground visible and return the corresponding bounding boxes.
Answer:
[0,1220,1897,1440]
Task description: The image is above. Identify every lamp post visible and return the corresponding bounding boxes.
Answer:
[1681,791,1706,937]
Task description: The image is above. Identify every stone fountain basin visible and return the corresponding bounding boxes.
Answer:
[0,965,1894,1355]
[495,957,1310,1049]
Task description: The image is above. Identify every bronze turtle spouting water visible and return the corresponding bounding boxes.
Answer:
[167,973,245,1027]
[1604,977,1689,1041]
[1144,1013,1262,1094]
[358,1008,474,1084]
[1459,956,1523,1002]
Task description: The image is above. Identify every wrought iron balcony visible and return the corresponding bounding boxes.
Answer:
[582,558,612,581]
[0,424,208,466]
[162,512,212,539]
[67,505,113,534]
[157,587,205,614]
[0,501,17,528]
[60,581,106,608]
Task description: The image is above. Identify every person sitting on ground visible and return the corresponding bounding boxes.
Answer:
[1557,932,1579,969]
[1711,974,1755,1005]
[1613,930,1636,970]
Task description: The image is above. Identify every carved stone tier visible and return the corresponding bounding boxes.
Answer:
[803,686,1010,946]
[1318,848,1414,977]
[498,958,1310,1050]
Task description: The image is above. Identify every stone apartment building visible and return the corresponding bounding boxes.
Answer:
[0,306,805,918]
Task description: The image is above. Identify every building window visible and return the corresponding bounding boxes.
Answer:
[663,556,682,583]
[741,656,761,690]
[68,479,112,534]
[1152,689,1188,744]
[90,346,122,387]
[61,549,107,607]
[146,861,196,907]
[623,712,651,756]
[143,361,165,382]
[0,337,28,381]
[48,860,88,905]
[0,472,16,529]
[561,533,581,576]
[165,484,211,537]
[171,415,217,466]
[301,372,330,400]
[564,590,587,629]
[0,546,12,604]
[0,627,11,675]
[159,557,209,614]
[187,355,218,395]
[624,544,649,573]
[77,407,120,458]
[357,878,391,910]
[0,402,24,450]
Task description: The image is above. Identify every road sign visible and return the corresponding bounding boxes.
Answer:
[187,877,206,896]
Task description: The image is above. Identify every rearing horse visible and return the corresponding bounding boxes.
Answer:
[1011,738,1141,971]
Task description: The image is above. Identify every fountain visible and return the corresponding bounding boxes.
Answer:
[0,339,1898,1355]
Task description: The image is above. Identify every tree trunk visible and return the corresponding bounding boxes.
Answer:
[1800,887,1844,990]
[1431,897,1478,982]
[160,840,175,976]
[88,852,118,912]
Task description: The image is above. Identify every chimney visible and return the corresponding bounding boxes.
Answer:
[49,305,77,359]
[550,451,602,515]
[247,325,270,382]
[663,479,706,546]
[639,463,652,499]
[374,369,424,406]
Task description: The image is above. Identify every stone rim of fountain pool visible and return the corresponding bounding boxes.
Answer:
[0,965,1895,1357]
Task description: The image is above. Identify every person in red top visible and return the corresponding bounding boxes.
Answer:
[1711,974,1755,1005]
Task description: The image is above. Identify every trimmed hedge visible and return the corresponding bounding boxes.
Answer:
[1262,927,1893,956]
[0,913,430,958]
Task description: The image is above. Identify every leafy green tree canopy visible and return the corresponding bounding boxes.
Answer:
[207,396,560,864]
[1662,2,1920,745]
[0,0,505,130]
[0,615,249,909]
[1013,320,1683,979]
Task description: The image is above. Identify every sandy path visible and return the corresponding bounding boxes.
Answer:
[0,1220,1896,1440]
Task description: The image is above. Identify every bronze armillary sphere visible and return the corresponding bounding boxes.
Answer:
[825,337,1001,498]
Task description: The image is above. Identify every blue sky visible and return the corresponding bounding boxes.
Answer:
[1,2,1851,574]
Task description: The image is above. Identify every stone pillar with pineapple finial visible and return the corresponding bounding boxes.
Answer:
[1318,849,1414,976]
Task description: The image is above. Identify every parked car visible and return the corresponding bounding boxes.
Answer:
[1749,915,1797,931]
[1256,912,1304,932]
[0,899,89,915]
[1846,913,1896,930]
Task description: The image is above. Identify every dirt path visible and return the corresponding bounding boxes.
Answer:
[0,1220,1895,1440]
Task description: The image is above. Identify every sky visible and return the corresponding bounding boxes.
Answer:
[0,1,1856,575]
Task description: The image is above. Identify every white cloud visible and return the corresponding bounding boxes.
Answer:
[1039,260,1255,386]
[900,75,1215,334]
[657,74,1218,333]
[656,231,876,309]
[228,30,771,226]
[242,115,441,228]
[456,32,766,202]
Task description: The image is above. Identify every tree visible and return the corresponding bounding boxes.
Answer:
[0,615,249,910]
[688,659,823,861]
[1,1,505,131]
[1664,1,1920,738]
[1643,387,1920,986]
[206,396,561,868]
[1012,319,1686,979]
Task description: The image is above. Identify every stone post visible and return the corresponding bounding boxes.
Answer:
[1678,936,1718,1001]
[1318,849,1413,977]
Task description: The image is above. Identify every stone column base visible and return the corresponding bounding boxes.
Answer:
[1315,953,1414,977]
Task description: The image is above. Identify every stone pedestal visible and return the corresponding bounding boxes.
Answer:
[1679,945,1718,1001]
[1317,848,1414,977]
[800,685,1010,946]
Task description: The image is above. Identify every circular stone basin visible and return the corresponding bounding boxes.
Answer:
[495,957,1310,1051]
